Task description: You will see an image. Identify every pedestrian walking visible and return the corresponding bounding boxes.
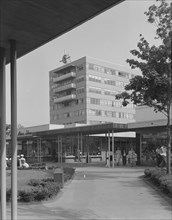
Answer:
[122,148,127,166]
[127,148,137,167]
[155,146,163,167]
[159,145,167,168]
[115,148,122,166]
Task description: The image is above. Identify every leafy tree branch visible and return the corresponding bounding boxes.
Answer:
[116,0,171,173]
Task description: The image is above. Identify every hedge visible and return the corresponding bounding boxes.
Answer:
[6,178,61,203]
[144,168,172,198]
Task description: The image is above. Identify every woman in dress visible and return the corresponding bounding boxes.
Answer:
[127,148,137,167]
[122,148,127,166]
[115,148,122,166]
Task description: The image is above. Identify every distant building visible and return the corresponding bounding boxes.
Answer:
[49,56,136,125]
[130,105,172,156]
[135,105,172,123]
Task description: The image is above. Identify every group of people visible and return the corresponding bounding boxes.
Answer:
[155,145,167,168]
[6,154,29,168]
[110,147,138,167]
[17,154,30,168]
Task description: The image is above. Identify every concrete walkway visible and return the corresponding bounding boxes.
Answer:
[6,166,172,220]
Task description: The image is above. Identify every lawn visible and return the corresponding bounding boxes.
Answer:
[6,169,54,191]
[6,166,75,202]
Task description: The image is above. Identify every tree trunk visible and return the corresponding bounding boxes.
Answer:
[166,104,171,174]
[166,60,172,174]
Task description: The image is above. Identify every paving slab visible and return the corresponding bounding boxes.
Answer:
[6,166,172,220]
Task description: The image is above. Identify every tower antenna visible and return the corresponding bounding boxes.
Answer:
[60,51,71,64]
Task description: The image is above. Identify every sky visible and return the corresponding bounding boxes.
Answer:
[5,0,164,127]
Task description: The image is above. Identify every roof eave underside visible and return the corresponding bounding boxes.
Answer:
[0,0,124,64]
[18,123,129,139]
[15,123,171,141]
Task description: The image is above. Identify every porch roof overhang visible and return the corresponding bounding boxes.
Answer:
[15,119,172,141]
[15,123,129,140]
[0,0,124,64]
[34,122,129,138]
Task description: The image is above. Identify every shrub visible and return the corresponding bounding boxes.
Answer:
[18,190,35,202]
[48,166,55,170]
[32,186,49,201]
[63,167,75,176]
[30,163,46,170]
[144,168,151,177]
[151,169,166,185]
[28,179,42,186]
[144,168,172,197]
[41,182,60,198]
[6,167,75,202]
[159,175,172,194]
[41,177,54,182]
[18,177,61,202]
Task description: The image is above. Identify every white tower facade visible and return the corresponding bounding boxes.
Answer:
[49,56,136,125]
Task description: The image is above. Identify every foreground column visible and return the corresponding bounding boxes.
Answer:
[10,40,18,220]
[0,47,6,220]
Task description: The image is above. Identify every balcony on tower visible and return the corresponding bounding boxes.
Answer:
[53,72,76,83]
[53,83,76,93]
[54,94,77,103]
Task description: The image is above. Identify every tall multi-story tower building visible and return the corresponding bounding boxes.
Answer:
[49,56,136,125]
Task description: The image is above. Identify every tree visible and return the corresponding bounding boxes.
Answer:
[6,124,11,136]
[6,124,24,137]
[116,0,171,174]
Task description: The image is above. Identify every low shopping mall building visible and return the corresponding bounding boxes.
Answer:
[6,106,172,166]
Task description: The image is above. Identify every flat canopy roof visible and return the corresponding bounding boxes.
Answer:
[15,123,129,140]
[15,120,171,140]
[35,123,129,137]
[0,0,123,64]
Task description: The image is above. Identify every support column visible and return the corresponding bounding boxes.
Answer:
[105,133,108,164]
[40,138,42,163]
[60,136,63,166]
[58,136,60,163]
[86,135,90,163]
[71,136,73,156]
[37,138,42,163]
[81,133,83,162]
[0,47,6,220]
[10,39,18,220]
[112,130,114,168]
[77,133,80,162]
[136,133,142,165]
[58,136,62,166]
[108,131,110,167]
